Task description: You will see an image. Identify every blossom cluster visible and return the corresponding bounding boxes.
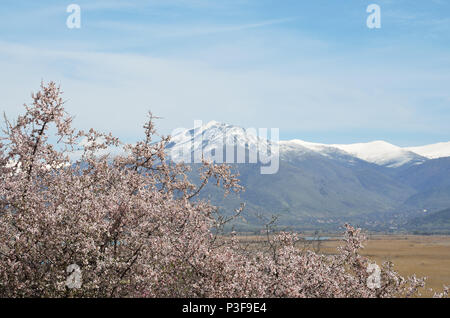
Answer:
[0,82,447,298]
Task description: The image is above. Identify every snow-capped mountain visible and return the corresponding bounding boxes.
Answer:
[167,120,448,168]
[165,121,450,229]
[278,140,426,168]
[330,141,427,168]
[405,142,450,159]
[168,120,272,163]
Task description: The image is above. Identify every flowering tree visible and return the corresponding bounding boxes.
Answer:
[0,82,447,298]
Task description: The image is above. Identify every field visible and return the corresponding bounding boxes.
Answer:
[235,234,450,297]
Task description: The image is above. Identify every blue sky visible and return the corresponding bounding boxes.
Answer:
[0,0,449,146]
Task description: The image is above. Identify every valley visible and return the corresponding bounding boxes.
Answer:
[234,234,450,296]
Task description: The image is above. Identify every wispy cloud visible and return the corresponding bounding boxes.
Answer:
[91,17,296,37]
[163,18,296,37]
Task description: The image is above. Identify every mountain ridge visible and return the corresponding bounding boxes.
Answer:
[167,120,450,168]
[163,121,450,231]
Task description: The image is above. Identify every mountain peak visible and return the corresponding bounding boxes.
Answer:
[202,120,223,129]
[168,121,448,168]
[329,140,424,168]
[405,141,450,159]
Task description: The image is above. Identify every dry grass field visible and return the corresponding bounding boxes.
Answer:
[235,234,450,297]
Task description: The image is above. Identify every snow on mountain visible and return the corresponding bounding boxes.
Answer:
[278,140,355,162]
[279,139,328,153]
[330,141,427,168]
[167,121,447,168]
[405,142,450,159]
[278,140,426,167]
[168,121,271,163]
